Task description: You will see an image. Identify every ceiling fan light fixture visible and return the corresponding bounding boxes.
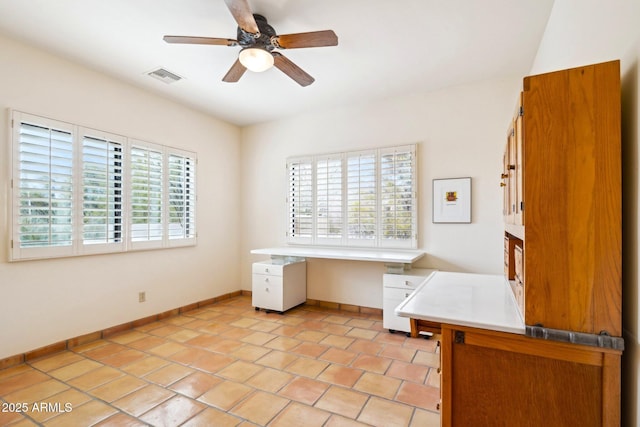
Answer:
[238,47,274,72]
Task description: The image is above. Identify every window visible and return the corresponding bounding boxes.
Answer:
[10,111,197,261]
[286,144,417,249]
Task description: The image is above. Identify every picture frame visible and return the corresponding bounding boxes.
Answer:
[432,177,472,223]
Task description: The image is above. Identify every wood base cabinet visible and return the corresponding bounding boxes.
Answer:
[440,325,621,427]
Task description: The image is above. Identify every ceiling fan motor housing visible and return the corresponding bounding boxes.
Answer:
[237,14,276,51]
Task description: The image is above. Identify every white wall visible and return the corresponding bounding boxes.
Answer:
[239,76,521,308]
[529,1,640,426]
[0,35,242,359]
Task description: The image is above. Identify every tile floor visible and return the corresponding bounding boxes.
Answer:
[0,296,441,427]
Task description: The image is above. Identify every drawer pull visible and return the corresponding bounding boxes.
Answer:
[265,287,269,292]
[437,367,441,374]
[264,278,269,283]
[405,293,410,298]
[405,280,410,286]
[265,268,269,273]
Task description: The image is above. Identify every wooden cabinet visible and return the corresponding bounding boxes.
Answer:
[502,60,622,336]
[252,259,306,312]
[440,325,622,427]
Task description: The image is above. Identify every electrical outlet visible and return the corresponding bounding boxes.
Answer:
[139,291,146,303]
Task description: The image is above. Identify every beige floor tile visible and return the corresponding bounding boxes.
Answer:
[108,330,149,345]
[48,360,102,381]
[112,384,175,417]
[89,375,148,402]
[83,343,127,360]
[322,323,352,336]
[120,355,170,377]
[426,369,440,388]
[165,328,201,343]
[358,396,414,427]
[270,402,332,427]
[3,379,68,404]
[410,409,441,427]
[147,341,188,357]
[345,328,379,340]
[94,412,149,426]
[278,376,329,405]
[386,360,429,383]
[245,367,294,393]
[319,335,355,350]
[345,319,376,329]
[217,360,263,382]
[314,386,369,419]
[295,330,329,342]
[347,339,384,355]
[230,390,290,425]
[189,352,236,373]
[412,350,440,367]
[255,350,298,370]
[324,414,372,427]
[249,320,281,332]
[101,349,147,368]
[28,388,92,423]
[67,365,124,390]
[380,345,417,362]
[353,372,401,400]
[139,395,206,426]
[180,407,243,427]
[183,334,220,349]
[324,315,351,325]
[45,399,117,427]
[272,325,304,337]
[127,336,167,351]
[319,348,358,365]
[284,357,329,378]
[229,317,260,328]
[230,343,272,361]
[28,351,84,372]
[351,354,392,374]
[265,336,302,351]
[395,381,441,411]
[317,365,363,388]
[143,363,194,387]
[207,338,245,354]
[220,326,254,340]
[169,371,223,398]
[197,381,253,411]
[291,342,329,358]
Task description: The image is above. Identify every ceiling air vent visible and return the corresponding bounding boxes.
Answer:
[147,68,183,84]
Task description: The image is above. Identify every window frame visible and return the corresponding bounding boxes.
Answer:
[286,144,417,249]
[9,110,197,261]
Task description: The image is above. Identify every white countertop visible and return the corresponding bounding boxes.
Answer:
[251,246,425,264]
[395,271,525,334]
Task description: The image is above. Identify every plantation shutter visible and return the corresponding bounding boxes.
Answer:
[287,158,313,243]
[346,151,377,246]
[14,115,74,259]
[168,152,197,243]
[130,143,163,247]
[380,145,416,248]
[81,130,124,251]
[316,155,343,243]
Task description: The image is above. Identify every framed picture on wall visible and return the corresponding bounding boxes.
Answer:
[432,177,472,223]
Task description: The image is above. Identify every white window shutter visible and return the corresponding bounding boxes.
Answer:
[316,155,343,244]
[130,142,164,249]
[80,129,125,253]
[12,113,75,260]
[346,151,377,247]
[167,151,197,246]
[287,158,313,243]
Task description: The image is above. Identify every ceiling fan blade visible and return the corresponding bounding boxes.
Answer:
[222,59,247,83]
[163,36,238,46]
[272,52,315,87]
[224,0,259,34]
[272,30,338,49]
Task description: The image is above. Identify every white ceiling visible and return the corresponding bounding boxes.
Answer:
[0,0,555,126]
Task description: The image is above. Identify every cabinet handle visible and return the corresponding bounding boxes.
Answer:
[437,367,441,374]
[404,280,410,286]
[500,182,507,187]
[265,287,269,292]
[405,293,410,298]
[509,164,515,170]
[501,173,508,179]
[264,278,269,283]
[265,268,269,273]
[436,403,441,411]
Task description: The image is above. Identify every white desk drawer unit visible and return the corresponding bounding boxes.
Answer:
[383,268,436,334]
[252,259,306,313]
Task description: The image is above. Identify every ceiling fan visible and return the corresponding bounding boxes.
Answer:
[163,0,338,87]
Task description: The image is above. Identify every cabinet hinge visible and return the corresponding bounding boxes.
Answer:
[454,331,465,344]
[519,106,524,116]
[10,240,14,249]
[520,201,524,211]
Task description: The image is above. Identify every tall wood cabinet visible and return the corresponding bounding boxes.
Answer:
[439,61,623,426]
[501,60,622,336]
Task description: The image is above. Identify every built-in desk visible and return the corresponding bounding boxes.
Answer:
[251,246,425,273]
